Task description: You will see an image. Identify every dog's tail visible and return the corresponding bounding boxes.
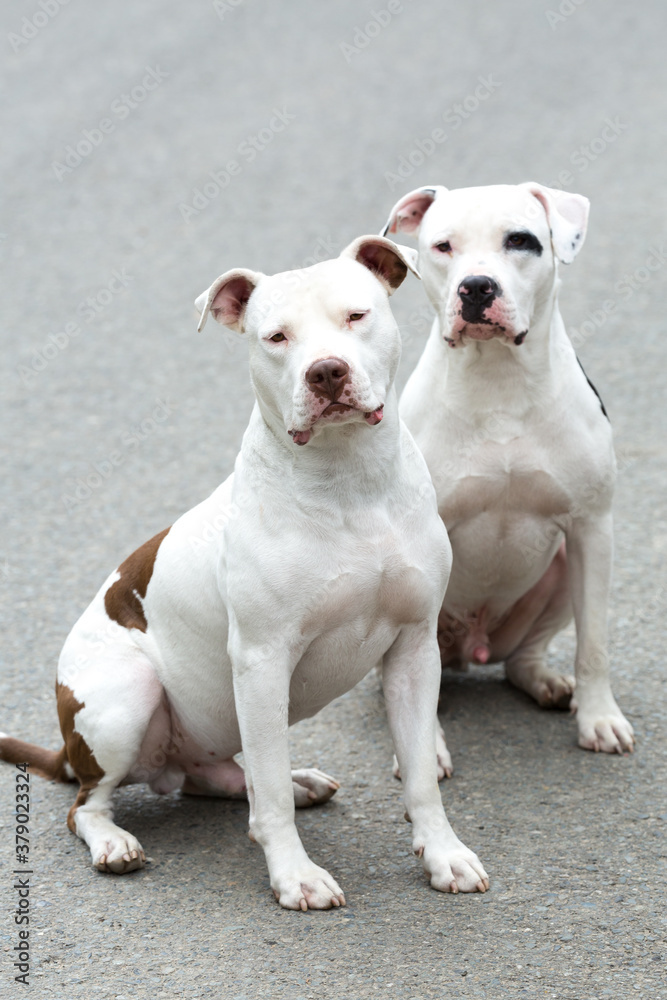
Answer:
[0,734,74,782]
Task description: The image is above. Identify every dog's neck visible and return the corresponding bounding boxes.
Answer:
[239,387,404,509]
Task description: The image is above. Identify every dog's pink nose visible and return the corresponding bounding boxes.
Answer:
[305,358,350,401]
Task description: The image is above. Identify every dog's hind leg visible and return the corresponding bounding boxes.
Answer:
[501,543,575,708]
[182,759,339,807]
[69,777,148,874]
[57,660,164,874]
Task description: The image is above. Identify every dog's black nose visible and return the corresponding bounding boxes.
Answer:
[458,275,500,321]
[305,358,350,401]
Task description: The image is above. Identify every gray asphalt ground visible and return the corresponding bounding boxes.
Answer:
[1,1,666,997]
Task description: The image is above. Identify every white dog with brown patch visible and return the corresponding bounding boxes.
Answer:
[382,183,634,773]
[0,236,489,908]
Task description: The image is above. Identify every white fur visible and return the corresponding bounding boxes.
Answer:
[383,183,633,758]
[57,237,489,907]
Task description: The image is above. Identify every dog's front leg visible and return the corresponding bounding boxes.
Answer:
[566,512,634,753]
[231,644,345,910]
[383,624,488,893]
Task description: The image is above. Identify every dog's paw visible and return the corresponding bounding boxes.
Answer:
[393,726,453,782]
[533,671,575,709]
[271,864,346,910]
[416,838,489,894]
[291,768,340,807]
[506,660,575,709]
[577,709,634,754]
[93,833,146,874]
[435,725,454,779]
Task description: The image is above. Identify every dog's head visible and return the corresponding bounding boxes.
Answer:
[382,182,589,348]
[195,237,419,446]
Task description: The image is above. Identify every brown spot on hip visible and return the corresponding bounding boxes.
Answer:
[56,682,106,832]
[104,526,170,633]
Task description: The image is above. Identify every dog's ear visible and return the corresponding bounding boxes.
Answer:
[381,185,445,237]
[195,269,263,332]
[525,183,590,265]
[342,235,421,294]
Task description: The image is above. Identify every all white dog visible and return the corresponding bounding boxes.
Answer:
[1,236,489,908]
[382,182,634,773]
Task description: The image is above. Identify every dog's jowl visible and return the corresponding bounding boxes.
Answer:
[383,182,634,763]
[0,236,489,908]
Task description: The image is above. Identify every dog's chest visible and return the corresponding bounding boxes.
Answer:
[301,552,433,638]
[301,507,438,630]
[439,429,571,528]
[443,460,570,530]
[436,435,570,602]
[287,545,434,718]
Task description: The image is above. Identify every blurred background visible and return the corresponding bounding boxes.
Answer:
[1,2,666,998]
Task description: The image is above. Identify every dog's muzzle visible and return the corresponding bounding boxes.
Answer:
[288,357,384,446]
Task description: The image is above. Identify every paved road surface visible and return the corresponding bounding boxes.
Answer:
[1,1,666,997]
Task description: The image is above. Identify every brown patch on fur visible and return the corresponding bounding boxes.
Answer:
[0,735,70,782]
[56,682,106,832]
[104,527,170,632]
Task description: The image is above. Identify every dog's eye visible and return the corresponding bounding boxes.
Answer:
[434,241,452,254]
[504,231,543,254]
[269,332,287,343]
[348,311,367,322]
